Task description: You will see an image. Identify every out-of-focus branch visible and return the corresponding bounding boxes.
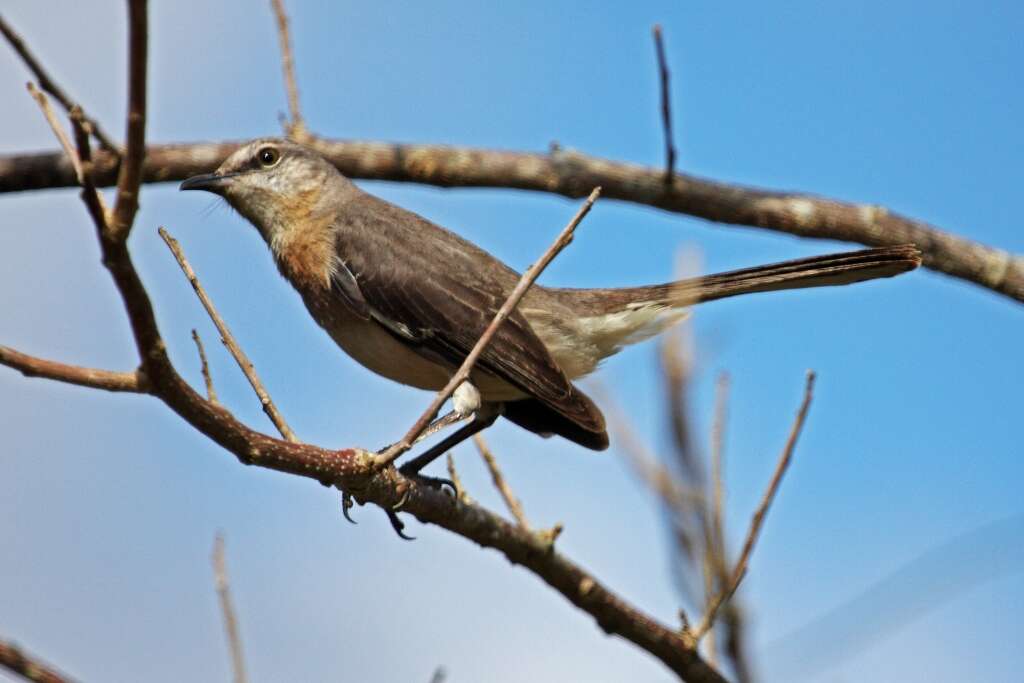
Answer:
[694,371,816,639]
[212,534,249,683]
[474,433,530,529]
[160,227,297,442]
[652,24,676,181]
[0,13,119,153]
[3,139,1017,304]
[375,186,602,467]
[0,638,77,683]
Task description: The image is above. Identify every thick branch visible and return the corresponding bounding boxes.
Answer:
[1,140,1018,304]
[108,0,147,240]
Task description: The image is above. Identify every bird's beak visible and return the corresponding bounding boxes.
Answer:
[179,172,237,193]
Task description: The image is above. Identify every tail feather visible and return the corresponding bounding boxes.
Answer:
[552,245,921,316]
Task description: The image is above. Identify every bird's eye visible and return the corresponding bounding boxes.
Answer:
[257,147,280,167]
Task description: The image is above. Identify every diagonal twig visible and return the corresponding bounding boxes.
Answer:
[0,13,119,154]
[159,227,298,443]
[693,371,816,639]
[652,24,677,182]
[192,329,218,404]
[269,0,307,140]
[0,638,77,683]
[374,186,602,467]
[212,534,249,683]
[474,433,530,529]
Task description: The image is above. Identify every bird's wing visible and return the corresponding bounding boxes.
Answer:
[332,197,605,438]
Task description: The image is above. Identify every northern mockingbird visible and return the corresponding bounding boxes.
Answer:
[181,139,919,472]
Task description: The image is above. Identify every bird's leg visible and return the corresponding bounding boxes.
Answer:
[399,403,501,477]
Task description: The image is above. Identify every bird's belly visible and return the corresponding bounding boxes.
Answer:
[323,315,526,401]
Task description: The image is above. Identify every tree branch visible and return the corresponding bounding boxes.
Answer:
[0,638,77,683]
[0,345,145,393]
[159,227,298,442]
[212,533,249,683]
[474,433,530,529]
[694,371,815,639]
[269,0,307,139]
[375,186,602,467]
[108,0,147,240]
[2,140,1018,303]
[652,24,676,181]
[0,13,119,154]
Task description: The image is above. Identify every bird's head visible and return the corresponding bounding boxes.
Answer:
[180,138,350,243]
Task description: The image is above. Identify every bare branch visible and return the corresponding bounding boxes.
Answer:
[269,0,307,140]
[108,0,148,241]
[159,227,298,443]
[445,453,470,503]
[652,24,677,181]
[0,638,77,683]
[0,14,119,153]
[694,371,816,639]
[212,534,249,683]
[192,329,218,404]
[375,186,602,467]
[0,345,144,393]
[2,140,1019,304]
[474,433,529,529]
[25,83,80,181]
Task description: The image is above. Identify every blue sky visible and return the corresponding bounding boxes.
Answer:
[1,2,1021,681]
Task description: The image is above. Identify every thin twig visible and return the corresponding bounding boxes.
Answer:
[212,534,249,683]
[269,0,307,139]
[652,24,676,183]
[25,83,81,181]
[0,638,77,683]
[159,227,298,443]
[704,372,731,665]
[445,453,469,503]
[192,329,218,404]
[109,0,148,241]
[693,371,816,639]
[0,14,119,153]
[474,434,529,529]
[26,80,110,227]
[375,186,602,467]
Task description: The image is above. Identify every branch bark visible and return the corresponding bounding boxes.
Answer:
[1,139,1020,304]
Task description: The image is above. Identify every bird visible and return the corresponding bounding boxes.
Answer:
[180,138,920,473]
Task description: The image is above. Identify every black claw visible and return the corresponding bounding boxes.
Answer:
[341,491,358,524]
[399,467,457,497]
[386,509,416,541]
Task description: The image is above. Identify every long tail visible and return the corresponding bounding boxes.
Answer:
[551,245,921,316]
